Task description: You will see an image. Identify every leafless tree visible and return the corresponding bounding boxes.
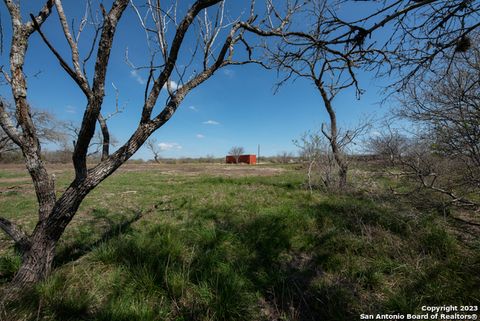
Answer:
[0,103,66,160]
[228,146,245,163]
[400,44,480,168]
[365,121,409,166]
[0,131,15,157]
[0,0,269,304]
[146,138,161,163]
[306,0,480,88]
[386,134,479,211]
[242,1,375,189]
[294,131,335,191]
[390,38,480,209]
[372,0,480,87]
[243,0,480,189]
[276,151,294,164]
[295,121,368,191]
[64,117,120,161]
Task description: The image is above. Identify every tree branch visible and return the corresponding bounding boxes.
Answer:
[54,0,91,94]
[140,0,223,124]
[97,113,110,161]
[0,217,31,252]
[25,0,55,35]
[0,100,23,148]
[72,0,129,180]
[29,14,92,98]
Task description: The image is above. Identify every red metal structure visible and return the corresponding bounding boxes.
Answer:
[226,154,257,165]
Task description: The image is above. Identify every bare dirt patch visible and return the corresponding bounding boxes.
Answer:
[107,163,286,177]
[0,162,286,181]
[0,177,31,184]
[0,163,70,183]
[153,164,285,177]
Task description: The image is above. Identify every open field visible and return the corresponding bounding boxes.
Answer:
[1,163,479,321]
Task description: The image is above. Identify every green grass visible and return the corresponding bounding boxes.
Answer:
[1,165,479,320]
[0,170,29,179]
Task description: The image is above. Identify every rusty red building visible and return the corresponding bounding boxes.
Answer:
[226,154,257,165]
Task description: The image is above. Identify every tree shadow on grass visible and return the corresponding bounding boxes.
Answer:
[8,189,476,321]
[187,205,358,321]
[2,209,148,321]
[53,197,190,268]
[241,214,357,321]
[53,209,144,268]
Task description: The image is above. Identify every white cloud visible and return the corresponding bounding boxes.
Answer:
[203,120,220,125]
[163,80,180,91]
[130,70,146,85]
[196,134,205,139]
[371,130,381,137]
[158,142,182,151]
[65,105,76,114]
[189,106,199,112]
[223,69,235,78]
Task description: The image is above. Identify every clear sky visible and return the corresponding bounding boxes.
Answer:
[0,1,391,160]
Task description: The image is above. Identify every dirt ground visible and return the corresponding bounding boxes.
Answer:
[0,162,286,184]
[117,163,287,177]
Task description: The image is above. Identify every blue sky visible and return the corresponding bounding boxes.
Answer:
[0,1,391,160]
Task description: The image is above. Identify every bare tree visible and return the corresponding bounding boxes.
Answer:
[381,133,480,212]
[369,0,480,87]
[295,122,368,191]
[389,38,480,209]
[242,0,480,188]
[0,0,268,304]
[400,44,480,168]
[242,1,373,189]
[276,151,294,164]
[294,131,334,191]
[64,117,120,161]
[301,0,480,88]
[0,103,66,160]
[146,138,161,163]
[230,0,479,189]
[365,121,409,166]
[228,146,245,163]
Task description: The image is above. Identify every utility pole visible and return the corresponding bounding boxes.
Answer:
[257,144,260,164]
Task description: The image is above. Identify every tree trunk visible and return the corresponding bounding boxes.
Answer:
[0,229,56,315]
[9,234,56,289]
[316,81,348,190]
[2,126,155,304]
[0,188,84,307]
[338,163,348,189]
